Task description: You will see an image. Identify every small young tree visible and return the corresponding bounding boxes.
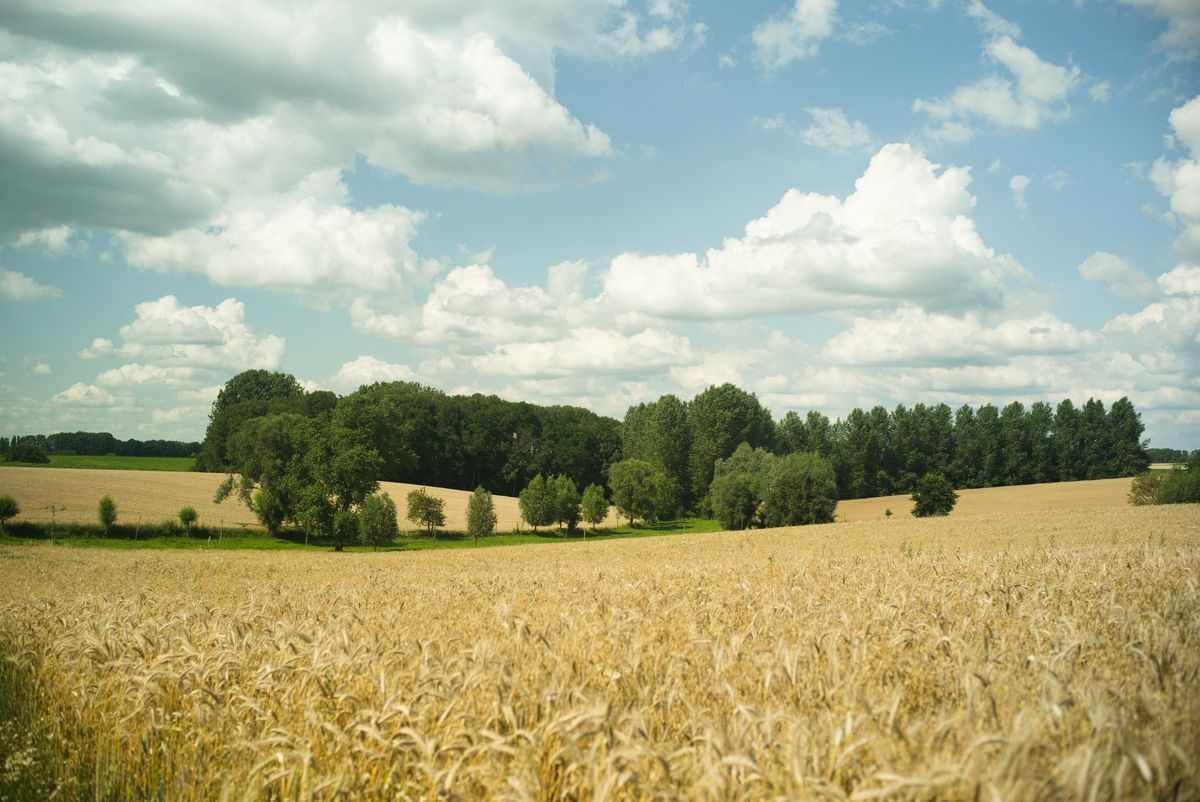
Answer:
[580,483,608,535]
[98,495,118,535]
[518,475,555,532]
[911,472,958,517]
[407,488,446,538]
[359,492,399,551]
[179,506,198,534]
[466,486,497,545]
[0,495,18,533]
[551,474,581,532]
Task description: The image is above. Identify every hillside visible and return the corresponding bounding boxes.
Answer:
[1,466,1135,532]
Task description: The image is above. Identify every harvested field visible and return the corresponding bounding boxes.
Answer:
[1,504,1197,800]
[0,466,609,531]
[835,477,1134,521]
[0,466,1133,532]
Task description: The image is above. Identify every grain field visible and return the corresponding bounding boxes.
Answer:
[1,503,1197,800]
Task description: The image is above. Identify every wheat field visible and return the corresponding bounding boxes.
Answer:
[0,466,1133,531]
[0,467,593,531]
[1,502,1197,800]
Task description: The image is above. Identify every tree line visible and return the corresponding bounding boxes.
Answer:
[197,371,1153,531]
[2,432,201,461]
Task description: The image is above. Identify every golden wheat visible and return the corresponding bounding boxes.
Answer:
[1,503,1197,800]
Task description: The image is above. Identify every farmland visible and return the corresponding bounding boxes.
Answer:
[1,502,1197,801]
[0,455,196,471]
[0,465,1136,535]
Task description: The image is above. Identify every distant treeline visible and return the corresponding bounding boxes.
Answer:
[1,432,201,459]
[199,370,1154,509]
[1146,447,1197,463]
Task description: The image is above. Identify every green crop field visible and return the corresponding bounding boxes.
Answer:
[0,455,195,472]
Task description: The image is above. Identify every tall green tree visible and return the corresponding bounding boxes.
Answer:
[1027,402,1057,483]
[196,370,305,471]
[580,483,609,534]
[1080,398,1110,480]
[911,473,958,517]
[518,475,555,531]
[687,384,775,503]
[550,474,581,532]
[607,458,657,526]
[1106,397,1149,476]
[999,402,1031,486]
[1053,399,1083,482]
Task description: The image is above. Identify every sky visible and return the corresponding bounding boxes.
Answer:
[1,0,1198,449]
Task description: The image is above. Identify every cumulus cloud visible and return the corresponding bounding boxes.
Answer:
[1150,95,1200,259]
[801,107,872,152]
[108,296,286,370]
[603,143,1027,320]
[0,268,62,300]
[915,4,1080,141]
[1077,252,1159,300]
[1158,264,1200,295]
[472,327,694,379]
[0,0,676,246]
[53,382,120,407]
[823,305,1096,367]
[120,171,437,300]
[329,356,415,393]
[752,0,838,70]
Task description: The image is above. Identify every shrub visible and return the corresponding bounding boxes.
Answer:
[1128,471,1167,506]
[911,473,958,517]
[179,506,199,534]
[359,493,399,551]
[98,496,118,535]
[0,495,18,533]
[761,452,837,527]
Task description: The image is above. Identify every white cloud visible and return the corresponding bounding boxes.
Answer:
[1118,0,1200,57]
[329,356,415,393]
[752,0,838,70]
[0,1,667,245]
[53,382,119,407]
[108,296,285,371]
[120,171,436,300]
[1077,252,1159,300]
[472,327,695,379]
[823,306,1095,367]
[801,107,872,152]
[31,362,51,375]
[1158,264,1200,295]
[603,143,1027,320]
[95,364,205,388]
[0,268,62,301]
[1010,174,1031,215]
[1089,80,1111,103]
[14,226,81,255]
[1149,95,1200,259]
[914,5,1080,141]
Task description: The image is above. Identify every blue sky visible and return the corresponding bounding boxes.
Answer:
[1,0,1198,448]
